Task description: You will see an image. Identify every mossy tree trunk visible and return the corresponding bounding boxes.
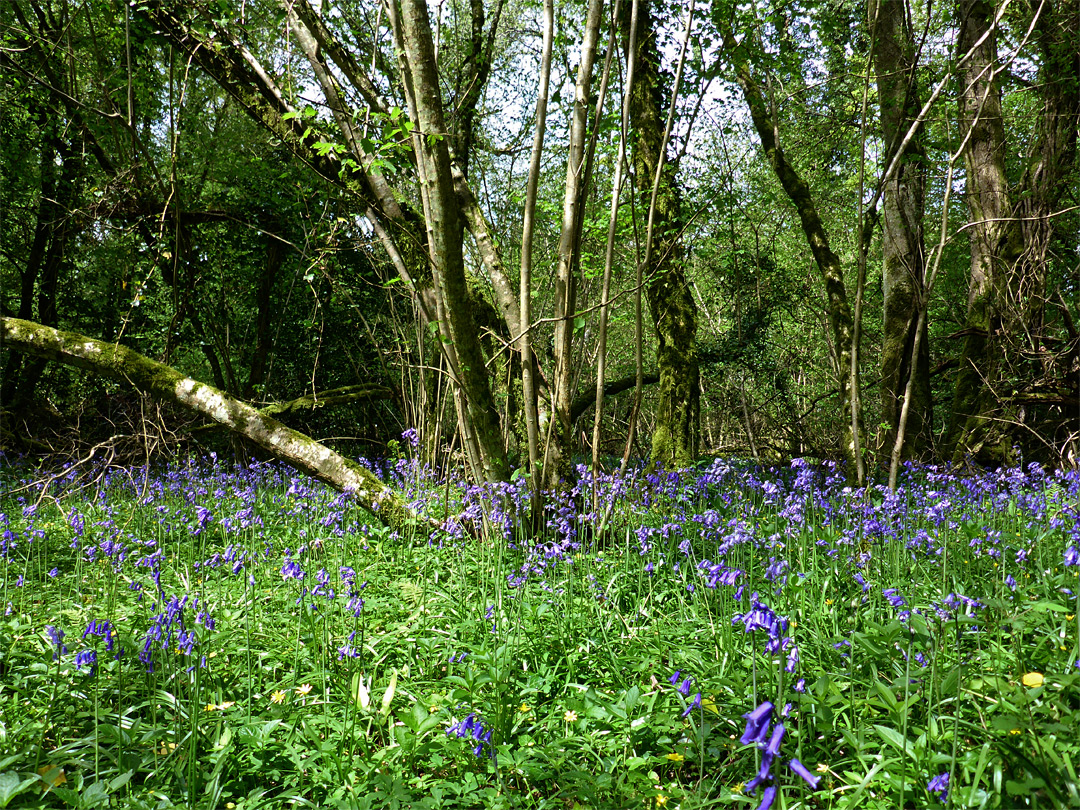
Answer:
[871,0,934,461]
[627,0,699,469]
[1,317,422,533]
[391,0,510,484]
[945,0,1078,465]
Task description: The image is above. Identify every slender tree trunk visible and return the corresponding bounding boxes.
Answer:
[871,0,934,461]
[946,0,1020,464]
[521,0,554,498]
[244,231,284,400]
[627,0,699,469]
[392,0,509,484]
[544,0,605,489]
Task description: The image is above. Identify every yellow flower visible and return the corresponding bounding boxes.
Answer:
[816,763,829,774]
[563,710,578,723]
[204,701,235,712]
[1009,728,1022,735]
[655,796,667,807]
[519,703,531,713]
[271,690,287,704]
[665,752,685,762]
[296,683,313,696]
[1022,672,1044,688]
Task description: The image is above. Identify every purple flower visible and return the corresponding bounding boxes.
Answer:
[668,670,682,685]
[761,722,785,770]
[46,625,67,659]
[681,692,702,717]
[789,758,820,788]
[755,785,777,810]
[928,771,949,802]
[677,677,693,697]
[1065,546,1079,567]
[740,701,774,745]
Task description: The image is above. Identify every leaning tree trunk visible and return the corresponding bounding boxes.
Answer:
[1,317,423,533]
[871,0,933,460]
[628,0,699,469]
[723,26,861,471]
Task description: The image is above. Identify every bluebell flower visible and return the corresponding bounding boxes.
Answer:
[928,771,949,802]
[677,678,693,697]
[740,701,773,745]
[789,758,820,788]
[46,625,66,659]
[755,785,776,810]
[681,692,701,717]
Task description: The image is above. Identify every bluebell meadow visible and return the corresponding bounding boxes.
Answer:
[0,451,1078,808]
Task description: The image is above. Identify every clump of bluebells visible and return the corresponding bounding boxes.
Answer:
[737,700,819,809]
[447,711,495,761]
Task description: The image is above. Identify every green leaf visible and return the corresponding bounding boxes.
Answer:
[0,773,37,808]
[873,724,918,760]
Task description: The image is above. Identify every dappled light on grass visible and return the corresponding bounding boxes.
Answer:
[0,452,1078,808]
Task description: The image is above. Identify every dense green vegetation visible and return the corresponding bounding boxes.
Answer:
[1,456,1079,808]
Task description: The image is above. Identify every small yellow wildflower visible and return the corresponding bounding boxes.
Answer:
[816,763,829,774]
[564,710,578,722]
[655,795,667,807]
[665,752,685,762]
[519,703,531,713]
[1022,672,1044,688]
[1009,728,1022,735]
[296,683,313,696]
[204,701,235,712]
[271,690,287,704]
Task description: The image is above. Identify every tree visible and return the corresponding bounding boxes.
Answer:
[871,0,934,460]
[0,317,421,531]
[946,0,1080,465]
[627,0,700,468]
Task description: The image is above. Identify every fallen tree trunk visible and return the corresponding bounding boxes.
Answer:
[1,317,422,533]
[260,385,395,419]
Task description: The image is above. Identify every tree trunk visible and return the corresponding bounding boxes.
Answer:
[392,0,509,484]
[628,0,700,468]
[871,0,934,460]
[1,317,422,532]
[544,0,605,489]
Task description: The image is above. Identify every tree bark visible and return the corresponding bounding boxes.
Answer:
[628,0,699,469]
[871,0,934,460]
[392,0,509,484]
[1,317,421,532]
[545,0,605,489]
